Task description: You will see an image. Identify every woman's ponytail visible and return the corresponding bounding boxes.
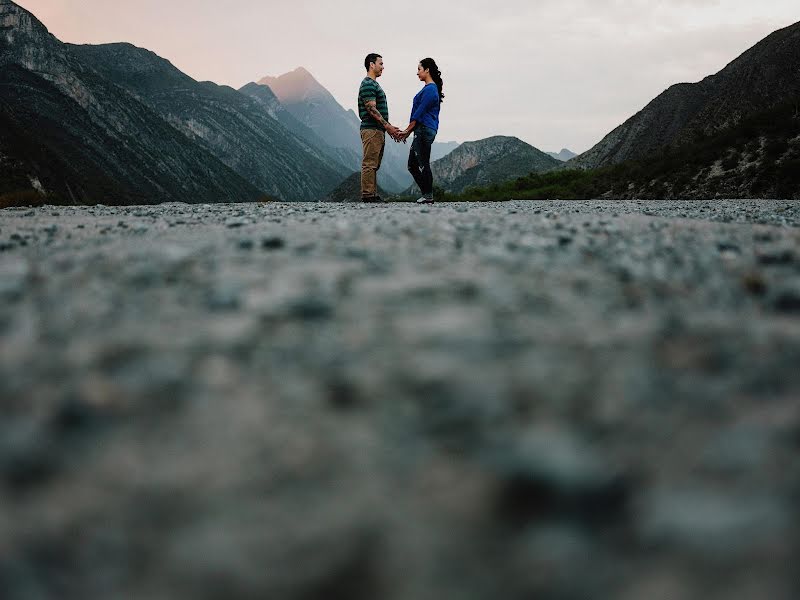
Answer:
[420,57,445,103]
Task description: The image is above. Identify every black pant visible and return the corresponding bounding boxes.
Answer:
[408,125,437,198]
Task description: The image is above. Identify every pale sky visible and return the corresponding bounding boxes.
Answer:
[17,0,800,153]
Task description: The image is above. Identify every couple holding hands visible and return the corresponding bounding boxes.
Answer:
[358,53,444,204]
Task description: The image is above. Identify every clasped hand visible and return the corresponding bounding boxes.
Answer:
[389,126,411,143]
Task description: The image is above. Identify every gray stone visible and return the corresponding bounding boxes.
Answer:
[0,259,30,301]
[261,236,286,250]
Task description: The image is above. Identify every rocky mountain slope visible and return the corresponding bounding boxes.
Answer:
[410,136,561,194]
[596,99,800,199]
[70,44,350,202]
[239,81,361,174]
[0,0,263,206]
[259,67,363,159]
[572,20,800,169]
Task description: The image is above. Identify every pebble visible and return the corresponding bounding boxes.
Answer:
[225,218,249,228]
[261,236,286,250]
[638,489,788,557]
[756,244,794,265]
[771,279,800,313]
[0,259,30,301]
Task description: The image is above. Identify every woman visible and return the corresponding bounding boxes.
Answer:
[400,58,444,204]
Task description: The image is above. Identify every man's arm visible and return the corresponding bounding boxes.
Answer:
[365,100,389,129]
[365,100,400,137]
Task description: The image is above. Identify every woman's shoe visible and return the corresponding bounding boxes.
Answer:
[416,197,434,204]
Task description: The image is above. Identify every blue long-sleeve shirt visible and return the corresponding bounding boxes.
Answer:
[410,83,440,132]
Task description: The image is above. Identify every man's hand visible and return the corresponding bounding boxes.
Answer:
[386,124,402,141]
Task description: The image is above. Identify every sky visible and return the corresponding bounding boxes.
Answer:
[17,0,800,153]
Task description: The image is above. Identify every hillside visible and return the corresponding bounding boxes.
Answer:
[408,136,561,194]
[239,81,361,174]
[0,0,263,206]
[572,20,800,169]
[70,44,350,202]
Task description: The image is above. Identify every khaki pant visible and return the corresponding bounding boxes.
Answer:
[361,129,385,198]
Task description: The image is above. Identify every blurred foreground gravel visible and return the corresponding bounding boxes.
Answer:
[1,199,799,599]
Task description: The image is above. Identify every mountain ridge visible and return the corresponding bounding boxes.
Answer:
[70,42,350,201]
[0,0,264,205]
[572,20,800,169]
[408,136,561,194]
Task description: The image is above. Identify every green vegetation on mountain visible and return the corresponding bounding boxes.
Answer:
[432,100,800,201]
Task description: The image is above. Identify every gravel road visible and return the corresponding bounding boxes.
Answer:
[1,199,799,599]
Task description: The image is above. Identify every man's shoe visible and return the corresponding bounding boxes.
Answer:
[416,196,434,204]
[362,195,384,203]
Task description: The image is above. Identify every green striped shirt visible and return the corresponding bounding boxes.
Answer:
[358,77,389,131]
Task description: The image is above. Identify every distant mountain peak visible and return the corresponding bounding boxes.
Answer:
[256,67,332,105]
[408,135,560,194]
[547,148,578,162]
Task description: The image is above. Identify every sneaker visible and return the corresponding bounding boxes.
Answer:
[362,195,384,203]
[416,196,434,204]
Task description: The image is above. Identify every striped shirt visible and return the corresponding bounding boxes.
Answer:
[358,77,389,131]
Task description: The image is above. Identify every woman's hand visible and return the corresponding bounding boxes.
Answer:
[396,125,413,143]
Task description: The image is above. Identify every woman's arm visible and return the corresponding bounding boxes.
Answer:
[410,86,438,124]
[400,120,417,141]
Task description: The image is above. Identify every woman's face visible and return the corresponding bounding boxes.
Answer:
[417,64,428,81]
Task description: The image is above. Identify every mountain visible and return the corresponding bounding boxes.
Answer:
[258,67,363,157]
[0,0,263,206]
[254,68,457,192]
[238,81,361,174]
[69,44,350,201]
[572,21,800,170]
[590,98,800,199]
[431,141,460,162]
[547,148,577,162]
[408,136,561,194]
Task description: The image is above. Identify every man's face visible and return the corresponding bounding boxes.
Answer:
[373,57,385,77]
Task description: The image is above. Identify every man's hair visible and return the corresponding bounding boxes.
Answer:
[364,53,382,72]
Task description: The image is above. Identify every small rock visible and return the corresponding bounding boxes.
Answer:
[716,242,740,254]
[207,281,243,312]
[0,259,30,301]
[741,272,767,296]
[757,244,794,266]
[492,427,631,526]
[287,296,333,320]
[0,421,59,489]
[771,280,800,313]
[638,489,788,557]
[225,218,249,228]
[261,236,286,250]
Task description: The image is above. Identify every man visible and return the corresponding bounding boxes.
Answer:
[358,53,401,203]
